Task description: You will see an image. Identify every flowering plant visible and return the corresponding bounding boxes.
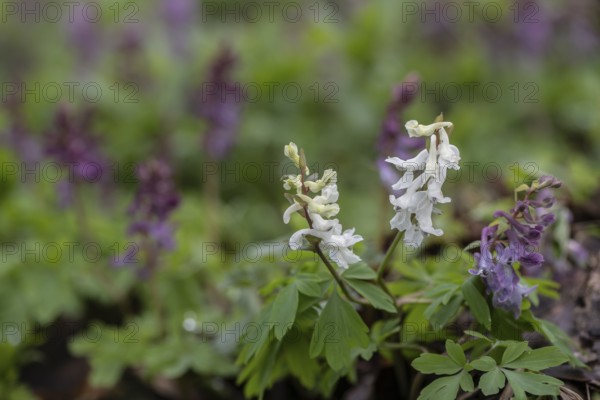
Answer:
[238,116,580,400]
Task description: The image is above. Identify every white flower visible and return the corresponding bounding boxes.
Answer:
[405,120,453,138]
[386,119,460,247]
[322,225,363,268]
[385,149,429,191]
[284,142,300,167]
[282,148,362,269]
[304,169,336,193]
[285,181,362,269]
[288,214,363,269]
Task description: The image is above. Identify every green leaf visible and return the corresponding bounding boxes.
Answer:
[270,285,299,340]
[412,353,462,375]
[89,359,124,388]
[502,369,563,399]
[445,340,466,366]
[478,368,506,396]
[295,278,322,298]
[309,290,370,371]
[500,341,530,365]
[515,183,530,193]
[429,293,463,328]
[345,279,396,313]
[371,319,400,344]
[462,241,481,252]
[341,263,377,280]
[471,356,496,372]
[238,339,282,399]
[282,336,320,388]
[464,330,492,342]
[503,346,569,371]
[459,370,475,392]
[524,314,585,368]
[238,304,273,364]
[461,277,491,330]
[491,307,524,340]
[417,371,468,400]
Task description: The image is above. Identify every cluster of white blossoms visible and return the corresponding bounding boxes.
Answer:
[386,119,461,247]
[282,143,363,269]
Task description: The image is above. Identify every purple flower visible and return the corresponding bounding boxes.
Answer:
[376,74,424,192]
[130,160,180,220]
[128,159,180,249]
[190,47,243,160]
[44,105,108,206]
[472,227,536,318]
[120,159,180,276]
[472,176,562,317]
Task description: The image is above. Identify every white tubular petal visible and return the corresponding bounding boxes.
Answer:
[412,192,443,236]
[289,227,333,250]
[310,213,339,231]
[390,209,412,231]
[283,203,303,224]
[438,128,460,166]
[340,228,363,246]
[385,149,428,170]
[405,120,453,138]
[320,184,339,203]
[425,135,438,177]
[289,228,311,249]
[404,225,424,247]
[428,179,451,203]
[330,248,361,269]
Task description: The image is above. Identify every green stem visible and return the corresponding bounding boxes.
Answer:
[376,230,404,302]
[409,372,425,400]
[393,350,410,398]
[377,230,404,283]
[315,245,368,306]
[375,230,412,395]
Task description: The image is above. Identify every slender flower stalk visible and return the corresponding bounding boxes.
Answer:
[190,48,244,242]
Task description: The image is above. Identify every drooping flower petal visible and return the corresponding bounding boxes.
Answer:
[283,203,303,224]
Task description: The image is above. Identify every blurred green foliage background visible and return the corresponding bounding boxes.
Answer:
[0,0,599,398]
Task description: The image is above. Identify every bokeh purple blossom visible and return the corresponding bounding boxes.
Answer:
[376,73,424,192]
[44,105,108,206]
[190,47,244,161]
[128,159,180,251]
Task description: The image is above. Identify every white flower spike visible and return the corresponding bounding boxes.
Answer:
[386,118,460,247]
[282,142,363,269]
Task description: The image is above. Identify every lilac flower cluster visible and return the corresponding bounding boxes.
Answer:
[128,159,180,251]
[44,106,108,206]
[376,74,425,192]
[471,176,562,317]
[191,47,243,161]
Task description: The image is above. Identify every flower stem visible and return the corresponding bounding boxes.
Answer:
[314,245,368,306]
[376,230,404,297]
